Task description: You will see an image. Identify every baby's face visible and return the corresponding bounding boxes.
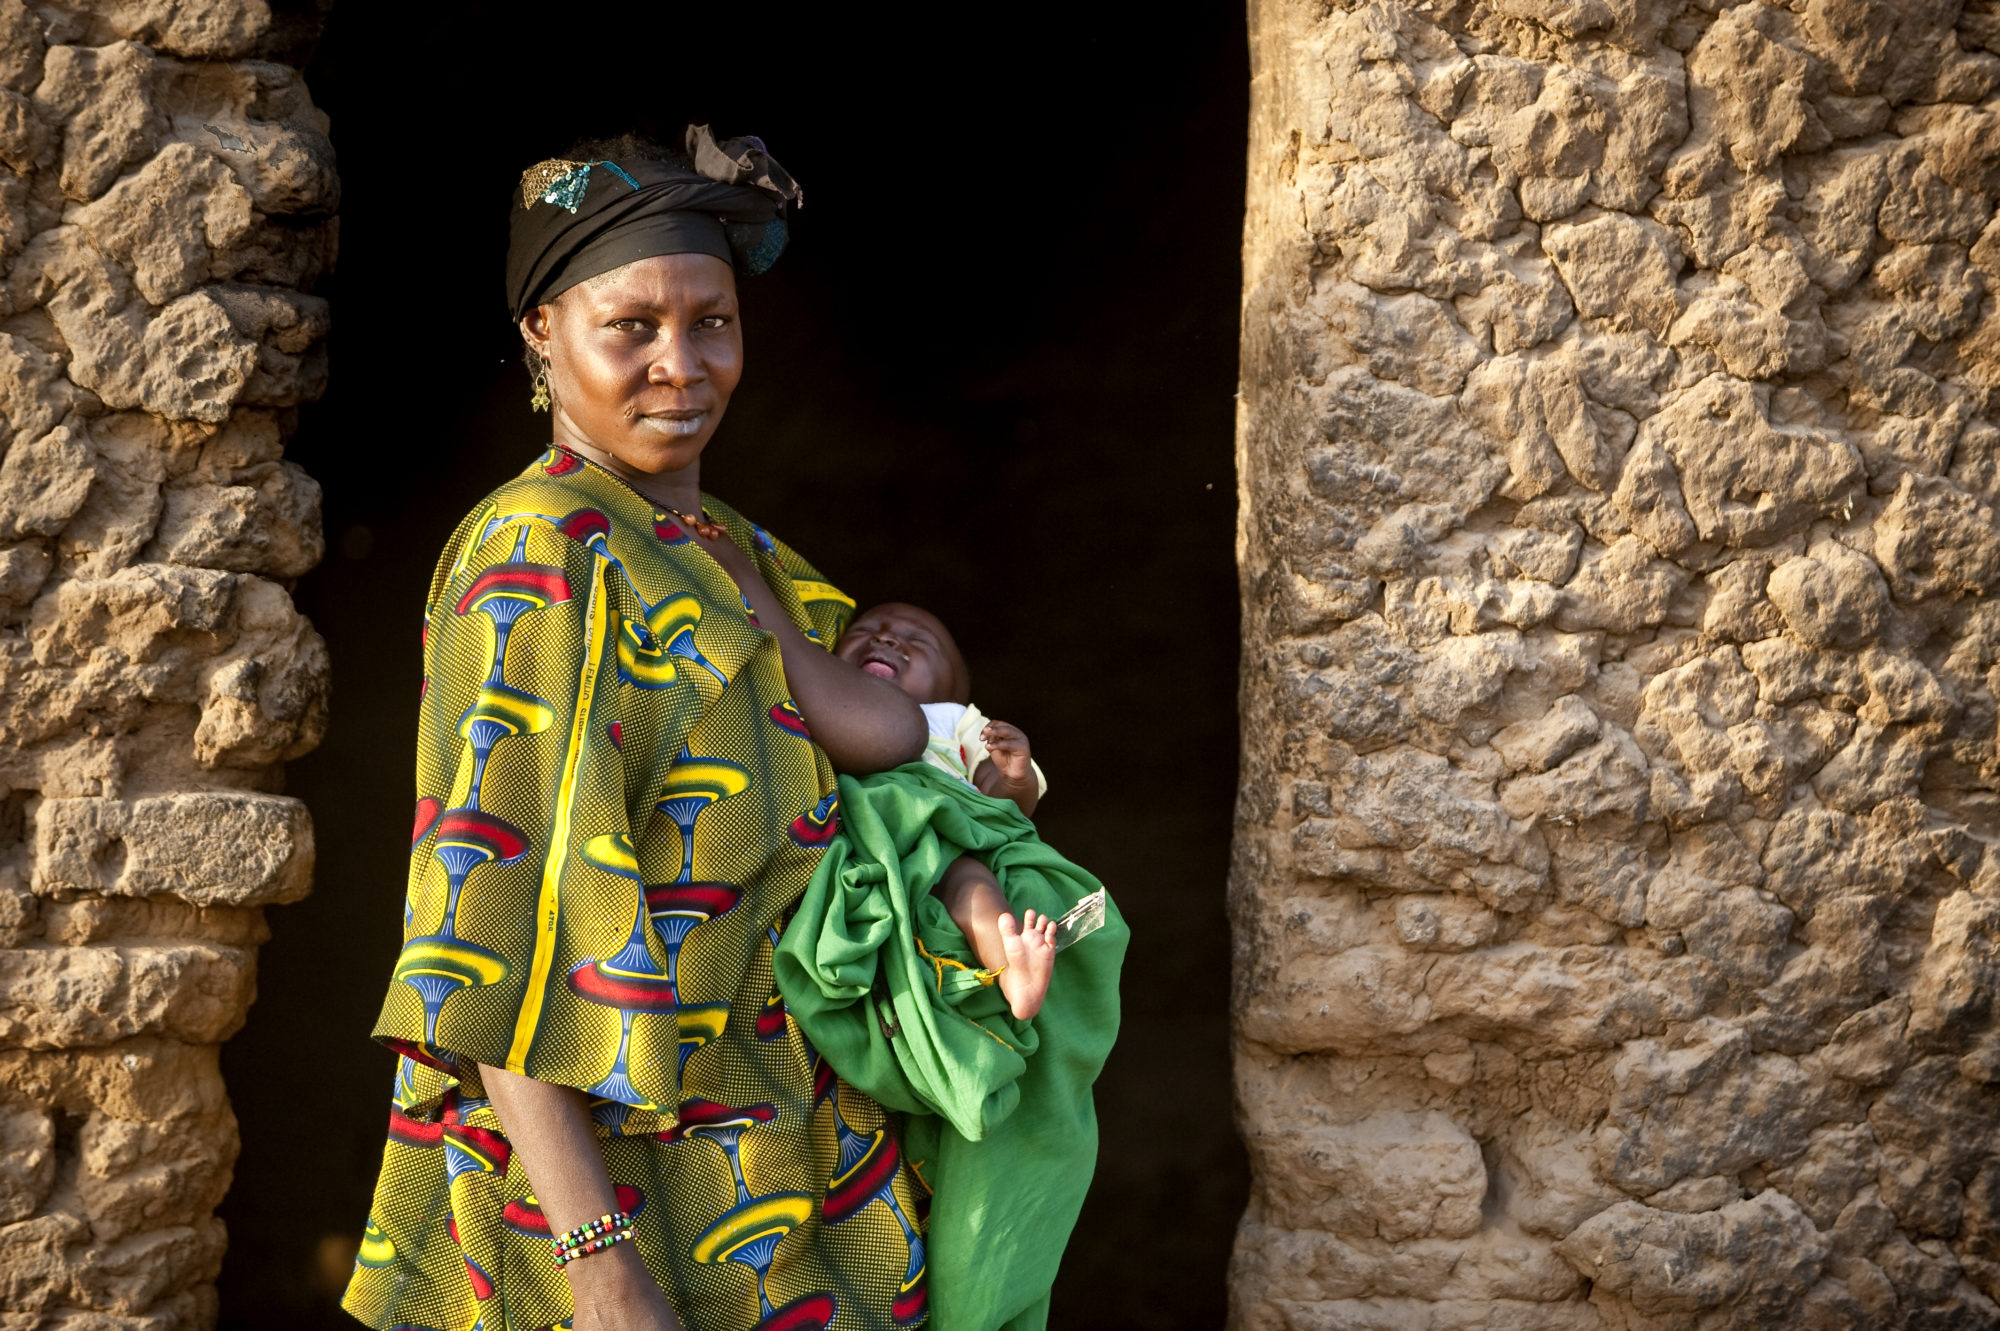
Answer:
[835,603,965,704]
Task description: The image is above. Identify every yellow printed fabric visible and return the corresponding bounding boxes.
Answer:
[343,447,930,1331]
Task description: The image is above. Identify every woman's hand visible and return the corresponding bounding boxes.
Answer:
[479,1066,687,1331]
[567,1246,684,1331]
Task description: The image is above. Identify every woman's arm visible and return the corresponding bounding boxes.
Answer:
[479,1066,682,1331]
[703,540,925,772]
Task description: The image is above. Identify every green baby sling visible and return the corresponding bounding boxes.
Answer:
[772,763,1127,1331]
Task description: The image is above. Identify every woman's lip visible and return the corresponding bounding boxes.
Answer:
[638,412,706,437]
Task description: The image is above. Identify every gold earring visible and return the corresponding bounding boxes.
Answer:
[530,360,551,412]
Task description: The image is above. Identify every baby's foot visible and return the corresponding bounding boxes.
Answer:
[998,909,1057,1020]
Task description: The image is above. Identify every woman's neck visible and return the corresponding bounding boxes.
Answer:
[559,438,703,514]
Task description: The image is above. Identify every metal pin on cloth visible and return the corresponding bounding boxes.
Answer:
[1052,888,1108,952]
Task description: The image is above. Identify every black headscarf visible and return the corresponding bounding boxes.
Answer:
[504,126,803,322]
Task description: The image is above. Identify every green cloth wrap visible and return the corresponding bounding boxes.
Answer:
[773,763,1127,1331]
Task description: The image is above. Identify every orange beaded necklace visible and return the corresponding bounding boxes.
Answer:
[659,504,728,541]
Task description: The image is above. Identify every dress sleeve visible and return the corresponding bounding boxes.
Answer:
[763,530,856,647]
[373,518,703,1118]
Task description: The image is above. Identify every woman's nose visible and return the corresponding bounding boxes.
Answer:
[648,333,706,386]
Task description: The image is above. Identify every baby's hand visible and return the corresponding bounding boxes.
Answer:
[974,720,1039,816]
[981,720,1033,785]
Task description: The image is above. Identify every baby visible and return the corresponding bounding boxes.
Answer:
[834,602,1059,1019]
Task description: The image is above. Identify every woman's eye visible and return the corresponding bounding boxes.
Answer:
[697,315,729,330]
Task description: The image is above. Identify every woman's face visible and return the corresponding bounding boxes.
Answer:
[521,252,743,475]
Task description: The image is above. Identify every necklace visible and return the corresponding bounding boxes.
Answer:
[659,503,729,541]
[550,446,731,541]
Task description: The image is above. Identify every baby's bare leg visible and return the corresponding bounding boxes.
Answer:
[936,856,1055,1020]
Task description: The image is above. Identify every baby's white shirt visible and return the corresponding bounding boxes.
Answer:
[918,701,1049,799]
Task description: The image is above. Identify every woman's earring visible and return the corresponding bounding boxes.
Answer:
[529,362,551,413]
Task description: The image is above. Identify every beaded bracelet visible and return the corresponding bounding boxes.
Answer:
[553,1224,633,1267]
[550,1210,634,1268]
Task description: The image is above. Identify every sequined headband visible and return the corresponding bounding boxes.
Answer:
[519,159,643,213]
[504,128,803,318]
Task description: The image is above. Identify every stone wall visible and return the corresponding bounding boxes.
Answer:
[0,2,331,1326]
[1232,1,2000,1327]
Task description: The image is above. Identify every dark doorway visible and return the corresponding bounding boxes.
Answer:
[218,6,1249,1328]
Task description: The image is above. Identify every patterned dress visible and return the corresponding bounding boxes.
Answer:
[342,447,930,1331]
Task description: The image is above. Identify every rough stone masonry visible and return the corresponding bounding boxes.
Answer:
[1233,0,2000,1327]
[0,1,331,1326]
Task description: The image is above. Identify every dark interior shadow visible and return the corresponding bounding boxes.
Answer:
[217,6,1250,1327]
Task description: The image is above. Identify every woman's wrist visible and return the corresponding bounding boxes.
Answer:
[569,1250,682,1331]
[563,1239,654,1299]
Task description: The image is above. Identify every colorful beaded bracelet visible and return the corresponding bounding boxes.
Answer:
[553,1224,633,1268]
[550,1210,633,1266]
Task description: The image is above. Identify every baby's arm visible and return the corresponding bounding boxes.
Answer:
[971,719,1039,816]
[702,538,924,773]
[936,856,1056,1020]
[777,631,926,774]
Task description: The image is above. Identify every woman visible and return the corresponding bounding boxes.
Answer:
[342,129,931,1331]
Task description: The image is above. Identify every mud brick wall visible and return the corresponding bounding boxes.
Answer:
[1232,1,2000,1327]
[0,2,331,1326]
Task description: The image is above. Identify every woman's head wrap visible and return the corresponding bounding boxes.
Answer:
[505,126,803,322]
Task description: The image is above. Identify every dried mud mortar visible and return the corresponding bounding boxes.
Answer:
[0,2,330,1327]
[1234,1,2000,1327]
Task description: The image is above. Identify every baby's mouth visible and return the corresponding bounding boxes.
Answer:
[857,648,904,680]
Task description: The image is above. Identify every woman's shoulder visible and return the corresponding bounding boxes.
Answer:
[700,496,858,642]
[698,495,822,577]
[425,449,659,606]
